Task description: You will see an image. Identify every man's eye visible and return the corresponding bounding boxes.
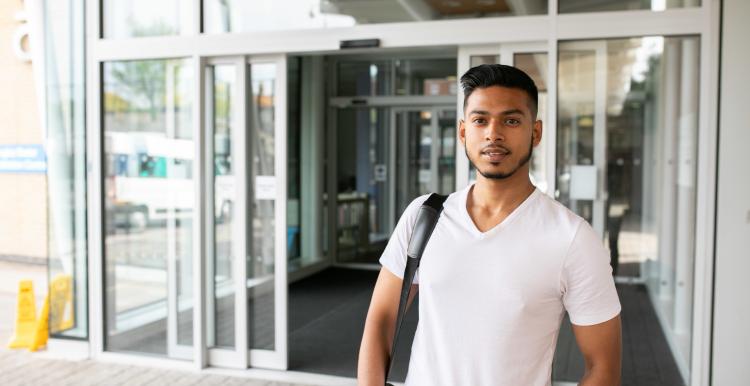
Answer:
[505,118,520,126]
[473,118,486,124]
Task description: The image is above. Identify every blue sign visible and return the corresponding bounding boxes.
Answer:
[0,144,47,174]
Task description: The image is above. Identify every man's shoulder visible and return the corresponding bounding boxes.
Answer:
[405,189,463,214]
[530,190,586,234]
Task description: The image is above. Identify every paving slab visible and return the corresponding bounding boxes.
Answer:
[0,350,316,386]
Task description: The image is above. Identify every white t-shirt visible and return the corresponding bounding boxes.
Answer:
[379,184,621,386]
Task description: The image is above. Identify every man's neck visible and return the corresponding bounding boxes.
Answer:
[470,169,535,214]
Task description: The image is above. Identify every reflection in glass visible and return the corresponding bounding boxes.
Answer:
[559,0,700,13]
[103,0,191,38]
[103,59,193,357]
[557,49,596,224]
[249,63,277,350]
[204,0,547,34]
[44,0,87,339]
[211,65,236,348]
[556,36,699,378]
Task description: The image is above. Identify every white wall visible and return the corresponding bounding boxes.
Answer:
[712,0,750,384]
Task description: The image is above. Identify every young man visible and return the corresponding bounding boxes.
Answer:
[358,64,622,386]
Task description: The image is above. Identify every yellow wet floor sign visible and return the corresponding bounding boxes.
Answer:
[29,294,49,352]
[7,280,37,349]
[49,274,73,333]
[7,275,74,351]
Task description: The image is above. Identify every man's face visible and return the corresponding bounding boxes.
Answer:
[459,86,542,180]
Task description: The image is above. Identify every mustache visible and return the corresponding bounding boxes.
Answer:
[480,144,511,154]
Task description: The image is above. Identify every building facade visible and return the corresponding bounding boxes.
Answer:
[29,0,750,385]
[0,0,48,264]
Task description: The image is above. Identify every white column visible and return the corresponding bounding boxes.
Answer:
[233,58,249,366]
[674,37,699,335]
[658,39,680,301]
[191,55,208,370]
[203,66,216,350]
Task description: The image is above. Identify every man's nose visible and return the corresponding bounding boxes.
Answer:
[484,120,505,142]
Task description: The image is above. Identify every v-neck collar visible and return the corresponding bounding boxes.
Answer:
[461,183,539,239]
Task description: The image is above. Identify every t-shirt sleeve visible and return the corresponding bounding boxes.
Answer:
[378,194,430,284]
[561,220,622,326]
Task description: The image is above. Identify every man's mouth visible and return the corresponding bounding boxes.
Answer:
[481,147,510,162]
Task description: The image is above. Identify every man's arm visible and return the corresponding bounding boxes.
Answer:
[358,268,418,386]
[572,314,622,386]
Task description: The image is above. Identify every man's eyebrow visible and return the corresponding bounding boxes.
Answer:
[500,109,525,116]
[468,108,527,116]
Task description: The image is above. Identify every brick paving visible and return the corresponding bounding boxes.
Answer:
[0,349,318,386]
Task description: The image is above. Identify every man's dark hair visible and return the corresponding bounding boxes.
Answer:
[460,64,539,119]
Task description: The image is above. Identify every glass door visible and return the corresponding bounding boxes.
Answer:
[102,58,195,360]
[555,41,607,239]
[392,107,456,215]
[205,55,288,370]
[246,57,288,369]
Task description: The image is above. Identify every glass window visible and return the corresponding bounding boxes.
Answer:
[336,57,456,97]
[44,0,87,339]
[556,36,699,380]
[289,57,328,271]
[103,0,192,38]
[395,58,457,96]
[210,65,236,349]
[337,60,392,96]
[248,62,277,350]
[103,58,194,357]
[204,0,548,34]
[559,0,700,13]
[470,55,500,67]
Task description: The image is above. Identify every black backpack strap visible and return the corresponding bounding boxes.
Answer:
[385,193,448,385]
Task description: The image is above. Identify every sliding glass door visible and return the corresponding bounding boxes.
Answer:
[204,55,289,370]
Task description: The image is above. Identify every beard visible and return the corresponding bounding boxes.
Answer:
[466,138,534,180]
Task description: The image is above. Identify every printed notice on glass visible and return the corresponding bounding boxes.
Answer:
[255,176,276,200]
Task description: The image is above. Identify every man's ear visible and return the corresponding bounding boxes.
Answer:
[458,119,466,146]
[532,119,543,147]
